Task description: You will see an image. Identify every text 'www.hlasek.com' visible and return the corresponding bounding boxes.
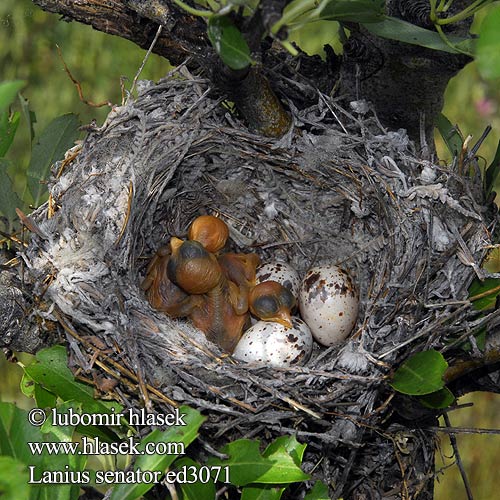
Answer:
[26,407,230,485]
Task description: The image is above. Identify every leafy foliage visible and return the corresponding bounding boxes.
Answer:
[485,139,500,196]
[391,350,456,409]
[109,407,205,500]
[391,349,448,396]
[208,16,253,70]
[435,113,463,158]
[0,80,81,232]
[417,387,455,409]
[0,400,86,500]
[318,0,385,23]
[0,346,323,499]
[363,16,472,53]
[476,4,500,79]
[208,438,309,486]
[27,113,80,207]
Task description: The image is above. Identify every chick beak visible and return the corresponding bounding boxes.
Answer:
[272,308,293,329]
[170,236,183,254]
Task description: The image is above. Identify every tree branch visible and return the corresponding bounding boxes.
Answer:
[32,0,209,66]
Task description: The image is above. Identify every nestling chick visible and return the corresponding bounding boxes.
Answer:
[249,280,296,328]
[167,237,249,353]
[218,252,261,314]
[187,215,229,253]
[141,244,203,317]
[167,237,222,294]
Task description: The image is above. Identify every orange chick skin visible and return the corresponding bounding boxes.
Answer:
[141,245,203,317]
[218,252,261,314]
[167,237,249,353]
[187,215,229,253]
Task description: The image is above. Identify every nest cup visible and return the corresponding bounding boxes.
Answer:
[23,68,498,493]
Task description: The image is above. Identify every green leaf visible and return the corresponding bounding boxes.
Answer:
[435,113,462,158]
[27,113,80,207]
[0,110,20,157]
[476,5,500,80]
[0,81,25,113]
[0,159,24,230]
[0,456,31,500]
[0,401,45,466]
[24,346,122,418]
[20,370,57,410]
[263,435,306,468]
[320,0,385,23]
[390,350,448,396]
[0,401,86,500]
[208,440,273,486]
[484,139,500,196]
[458,326,487,353]
[257,447,310,484]
[417,387,455,409]
[208,16,253,70]
[109,406,204,500]
[209,439,309,487]
[241,484,286,500]
[363,16,471,54]
[304,480,330,499]
[175,457,217,500]
[468,277,500,311]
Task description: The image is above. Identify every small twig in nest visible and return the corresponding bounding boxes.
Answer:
[54,309,178,407]
[0,230,27,248]
[127,24,163,104]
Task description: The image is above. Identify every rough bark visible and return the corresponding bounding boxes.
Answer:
[32,0,209,65]
[31,0,473,145]
[339,0,473,149]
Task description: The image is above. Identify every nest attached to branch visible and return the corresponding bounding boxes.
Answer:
[20,66,499,495]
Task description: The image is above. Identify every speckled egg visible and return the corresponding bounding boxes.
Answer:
[299,265,358,346]
[232,317,313,368]
[256,261,301,298]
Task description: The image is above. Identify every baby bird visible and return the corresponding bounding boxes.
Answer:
[141,244,203,317]
[218,252,261,315]
[167,237,250,353]
[187,215,229,253]
[167,237,222,294]
[249,281,296,328]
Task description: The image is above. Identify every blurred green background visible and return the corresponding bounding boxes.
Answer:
[1,1,499,498]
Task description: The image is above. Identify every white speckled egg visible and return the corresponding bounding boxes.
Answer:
[233,317,313,367]
[256,261,301,298]
[299,265,358,346]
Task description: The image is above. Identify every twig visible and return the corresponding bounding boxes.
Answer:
[427,426,500,435]
[377,304,470,359]
[54,308,178,407]
[127,24,163,104]
[56,45,112,108]
[443,413,474,500]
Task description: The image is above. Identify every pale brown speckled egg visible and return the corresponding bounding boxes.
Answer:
[256,261,301,298]
[232,317,313,368]
[299,264,358,346]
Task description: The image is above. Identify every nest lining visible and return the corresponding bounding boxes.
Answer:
[20,67,500,493]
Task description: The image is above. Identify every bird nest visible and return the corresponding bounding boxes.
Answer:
[20,66,499,496]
